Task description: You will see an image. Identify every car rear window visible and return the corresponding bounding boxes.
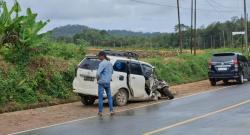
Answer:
[79,58,101,70]
[212,53,236,62]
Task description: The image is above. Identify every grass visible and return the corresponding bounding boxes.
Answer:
[144,53,210,85]
[0,42,86,113]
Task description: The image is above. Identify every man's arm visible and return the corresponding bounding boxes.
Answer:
[97,62,105,80]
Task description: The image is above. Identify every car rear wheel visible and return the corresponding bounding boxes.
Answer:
[223,79,229,85]
[114,89,128,106]
[237,74,244,84]
[80,95,96,105]
[210,80,216,86]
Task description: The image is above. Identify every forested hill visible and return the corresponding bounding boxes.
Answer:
[106,30,162,37]
[50,25,90,38]
[49,25,162,38]
[49,17,250,49]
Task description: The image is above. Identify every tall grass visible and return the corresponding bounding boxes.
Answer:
[145,53,211,85]
[0,42,86,112]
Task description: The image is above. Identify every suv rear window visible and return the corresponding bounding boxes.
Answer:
[212,53,236,62]
[79,58,101,70]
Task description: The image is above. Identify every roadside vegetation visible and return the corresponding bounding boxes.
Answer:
[0,1,85,112]
[0,1,246,113]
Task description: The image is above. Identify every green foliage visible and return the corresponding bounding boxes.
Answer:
[0,54,79,108]
[146,53,210,85]
[0,0,48,64]
[42,42,86,60]
[0,68,37,106]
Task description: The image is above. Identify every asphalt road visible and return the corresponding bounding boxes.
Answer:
[12,82,250,135]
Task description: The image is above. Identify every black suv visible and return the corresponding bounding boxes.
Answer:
[208,52,250,86]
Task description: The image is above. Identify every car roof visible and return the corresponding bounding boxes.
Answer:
[213,52,243,56]
[85,55,153,68]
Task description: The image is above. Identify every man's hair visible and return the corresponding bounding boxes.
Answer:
[98,51,109,60]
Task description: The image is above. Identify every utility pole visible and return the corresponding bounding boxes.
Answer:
[211,35,213,49]
[177,0,183,54]
[244,0,248,53]
[223,31,226,48]
[193,0,197,55]
[190,0,194,54]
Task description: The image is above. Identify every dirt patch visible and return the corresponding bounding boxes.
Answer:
[28,56,69,73]
[0,57,10,74]
[0,80,225,135]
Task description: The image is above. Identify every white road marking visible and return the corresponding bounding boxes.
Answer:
[143,99,250,135]
[8,85,234,135]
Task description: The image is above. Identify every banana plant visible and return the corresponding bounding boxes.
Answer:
[0,0,48,51]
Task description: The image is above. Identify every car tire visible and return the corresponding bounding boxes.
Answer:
[162,87,174,100]
[114,89,128,106]
[237,73,244,84]
[80,95,96,106]
[223,79,229,85]
[210,80,216,86]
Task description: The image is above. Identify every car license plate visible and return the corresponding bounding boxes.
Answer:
[218,67,227,71]
[84,76,95,81]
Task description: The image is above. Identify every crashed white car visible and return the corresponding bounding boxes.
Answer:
[73,51,174,106]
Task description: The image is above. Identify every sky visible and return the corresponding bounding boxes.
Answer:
[6,0,250,33]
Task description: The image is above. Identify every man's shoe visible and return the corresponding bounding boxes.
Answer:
[110,111,115,116]
[98,112,103,117]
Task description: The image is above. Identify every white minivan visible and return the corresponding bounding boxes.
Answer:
[73,51,174,106]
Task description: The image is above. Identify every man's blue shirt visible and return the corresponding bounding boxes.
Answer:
[97,60,113,84]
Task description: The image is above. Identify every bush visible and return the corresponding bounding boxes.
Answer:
[146,53,210,85]
[42,42,86,60]
[0,43,84,110]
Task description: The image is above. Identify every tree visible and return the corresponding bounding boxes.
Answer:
[0,0,48,63]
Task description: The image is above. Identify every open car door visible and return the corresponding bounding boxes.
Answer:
[128,61,145,97]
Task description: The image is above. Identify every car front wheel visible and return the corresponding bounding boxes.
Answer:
[114,89,128,106]
[162,87,174,100]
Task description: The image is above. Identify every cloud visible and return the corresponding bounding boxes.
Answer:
[6,0,249,32]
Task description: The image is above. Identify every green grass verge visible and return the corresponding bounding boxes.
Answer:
[0,46,243,112]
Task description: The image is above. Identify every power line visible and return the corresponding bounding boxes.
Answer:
[130,0,243,13]
[205,0,229,19]
[209,0,235,9]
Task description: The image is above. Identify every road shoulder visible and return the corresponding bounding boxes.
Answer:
[0,80,224,134]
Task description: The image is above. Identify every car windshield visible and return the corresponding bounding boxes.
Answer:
[79,58,101,70]
[212,53,236,62]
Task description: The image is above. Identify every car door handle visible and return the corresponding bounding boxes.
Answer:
[132,77,136,79]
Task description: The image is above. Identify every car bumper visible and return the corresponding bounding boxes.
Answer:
[208,72,240,79]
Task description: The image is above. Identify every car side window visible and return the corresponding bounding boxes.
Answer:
[113,60,128,73]
[142,64,153,76]
[130,62,143,75]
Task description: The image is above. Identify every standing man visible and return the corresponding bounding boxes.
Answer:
[97,51,114,116]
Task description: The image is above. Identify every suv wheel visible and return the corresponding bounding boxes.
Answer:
[80,95,96,105]
[223,79,229,85]
[210,80,216,86]
[114,89,128,106]
[237,74,244,84]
